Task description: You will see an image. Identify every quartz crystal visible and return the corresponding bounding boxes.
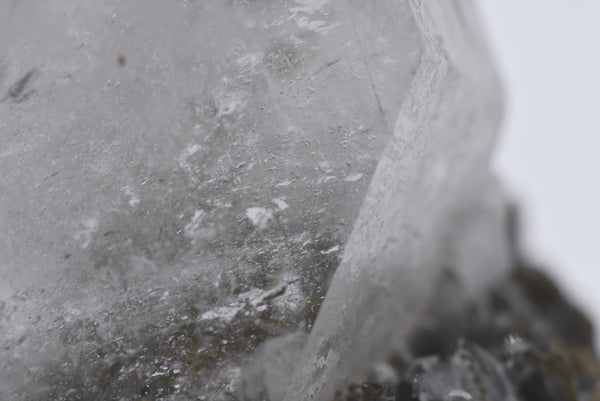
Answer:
[283,1,508,398]
[0,1,506,400]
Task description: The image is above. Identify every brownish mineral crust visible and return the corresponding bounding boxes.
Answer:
[7,207,598,401]
[331,261,600,401]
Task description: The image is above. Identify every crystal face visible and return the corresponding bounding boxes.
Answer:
[0,1,507,400]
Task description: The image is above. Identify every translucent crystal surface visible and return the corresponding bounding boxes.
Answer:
[0,1,504,400]
[284,1,507,399]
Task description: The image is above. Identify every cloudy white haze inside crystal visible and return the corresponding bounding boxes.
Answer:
[0,1,507,400]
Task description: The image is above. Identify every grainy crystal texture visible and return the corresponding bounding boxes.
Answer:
[0,0,504,400]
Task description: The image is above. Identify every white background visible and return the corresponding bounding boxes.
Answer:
[479,1,600,344]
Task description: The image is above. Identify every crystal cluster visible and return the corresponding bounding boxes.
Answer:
[1,1,594,401]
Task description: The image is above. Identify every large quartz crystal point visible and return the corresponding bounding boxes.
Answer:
[0,0,427,398]
[0,0,504,399]
[283,1,507,400]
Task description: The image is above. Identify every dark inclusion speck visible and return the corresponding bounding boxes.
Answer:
[2,68,38,103]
